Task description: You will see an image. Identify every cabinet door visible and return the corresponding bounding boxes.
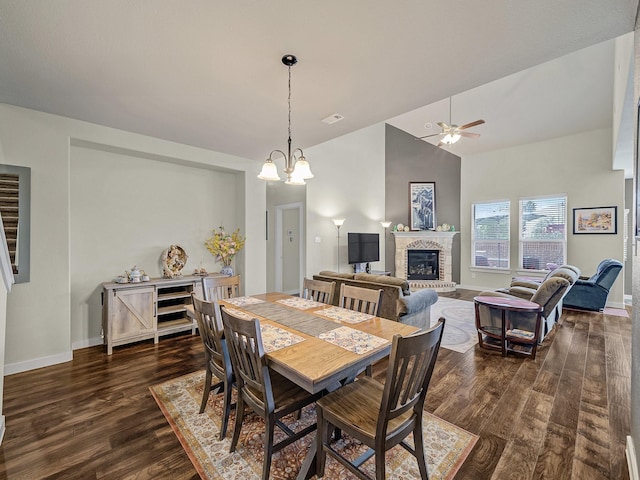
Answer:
[110,287,155,341]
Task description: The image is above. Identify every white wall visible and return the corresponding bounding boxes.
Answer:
[613,32,634,164]
[460,128,626,307]
[305,123,386,276]
[0,136,9,443]
[0,285,6,441]
[0,104,266,373]
[69,145,242,348]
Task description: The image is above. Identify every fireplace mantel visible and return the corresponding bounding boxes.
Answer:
[392,231,459,239]
[392,230,459,292]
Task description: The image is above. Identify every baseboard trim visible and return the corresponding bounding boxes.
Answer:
[628,436,639,480]
[4,351,72,375]
[0,415,5,446]
[72,336,103,351]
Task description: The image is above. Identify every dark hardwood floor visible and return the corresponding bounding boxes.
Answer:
[0,289,631,479]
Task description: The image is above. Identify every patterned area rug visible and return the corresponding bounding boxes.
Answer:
[602,307,630,318]
[151,371,478,480]
[430,297,478,354]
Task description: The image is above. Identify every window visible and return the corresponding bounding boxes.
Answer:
[472,200,510,269]
[0,165,31,283]
[519,195,566,271]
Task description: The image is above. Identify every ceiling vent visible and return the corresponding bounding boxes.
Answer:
[322,113,344,125]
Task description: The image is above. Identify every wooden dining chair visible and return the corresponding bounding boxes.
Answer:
[202,274,241,301]
[315,318,446,480]
[339,284,382,316]
[221,307,323,480]
[339,284,383,376]
[302,277,336,304]
[191,294,235,440]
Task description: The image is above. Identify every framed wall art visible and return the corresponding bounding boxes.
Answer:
[409,182,436,230]
[573,206,617,234]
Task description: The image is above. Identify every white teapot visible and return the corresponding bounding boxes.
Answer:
[130,265,142,283]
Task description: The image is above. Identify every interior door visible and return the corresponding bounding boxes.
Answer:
[275,202,303,294]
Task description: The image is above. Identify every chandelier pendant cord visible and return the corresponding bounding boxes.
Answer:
[257,53,313,184]
[287,62,292,163]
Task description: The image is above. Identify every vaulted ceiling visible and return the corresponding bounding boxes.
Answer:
[0,1,637,167]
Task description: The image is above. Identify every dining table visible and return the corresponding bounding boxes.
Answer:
[187,291,420,479]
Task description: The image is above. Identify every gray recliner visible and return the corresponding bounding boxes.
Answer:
[562,259,622,311]
[478,276,571,342]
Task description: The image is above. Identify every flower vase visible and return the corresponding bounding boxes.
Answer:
[220,265,234,276]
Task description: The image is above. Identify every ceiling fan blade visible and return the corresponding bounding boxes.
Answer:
[437,141,446,147]
[459,132,481,138]
[418,132,445,139]
[458,119,485,130]
[436,122,449,130]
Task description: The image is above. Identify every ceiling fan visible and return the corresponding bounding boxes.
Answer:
[418,97,485,147]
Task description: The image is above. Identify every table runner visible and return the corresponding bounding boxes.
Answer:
[239,301,339,337]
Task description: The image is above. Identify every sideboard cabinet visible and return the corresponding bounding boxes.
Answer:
[102,275,212,354]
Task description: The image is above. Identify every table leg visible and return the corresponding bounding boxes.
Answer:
[500,310,507,356]
[296,442,317,480]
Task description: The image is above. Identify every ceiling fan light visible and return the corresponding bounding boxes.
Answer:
[442,133,461,145]
[292,156,313,179]
[258,160,281,181]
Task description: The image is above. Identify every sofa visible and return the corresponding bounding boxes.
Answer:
[562,259,623,311]
[312,271,438,330]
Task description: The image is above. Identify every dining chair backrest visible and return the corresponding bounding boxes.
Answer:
[191,294,236,438]
[221,307,274,414]
[379,318,445,439]
[202,275,241,301]
[302,277,336,304]
[191,294,228,380]
[339,283,382,316]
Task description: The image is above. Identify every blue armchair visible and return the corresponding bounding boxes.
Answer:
[562,259,622,311]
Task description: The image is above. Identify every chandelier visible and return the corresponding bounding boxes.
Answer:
[258,54,313,185]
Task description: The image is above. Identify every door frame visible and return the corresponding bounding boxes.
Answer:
[275,202,304,294]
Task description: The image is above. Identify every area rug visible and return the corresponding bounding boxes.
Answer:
[430,297,478,353]
[602,306,630,318]
[150,371,478,480]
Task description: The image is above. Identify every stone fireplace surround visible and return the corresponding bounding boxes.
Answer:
[392,231,459,292]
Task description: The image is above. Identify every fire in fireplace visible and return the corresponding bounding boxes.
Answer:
[407,249,440,280]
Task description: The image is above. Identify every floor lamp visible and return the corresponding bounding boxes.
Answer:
[332,218,345,272]
[380,221,391,271]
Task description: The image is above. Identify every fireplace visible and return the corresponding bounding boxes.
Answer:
[407,250,439,280]
[392,231,458,292]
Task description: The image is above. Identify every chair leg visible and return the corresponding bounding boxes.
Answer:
[316,408,327,477]
[413,422,429,480]
[375,451,386,480]
[219,381,233,440]
[229,394,245,453]
[262,415,276,480]
[199,369,213,414]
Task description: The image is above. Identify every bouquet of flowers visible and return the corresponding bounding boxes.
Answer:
[205,226,246,267]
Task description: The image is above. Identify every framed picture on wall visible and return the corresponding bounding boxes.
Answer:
[409,182,436,230]
[573,206,617,234]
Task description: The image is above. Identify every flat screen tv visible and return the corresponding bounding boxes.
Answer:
[347,233,380,265]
